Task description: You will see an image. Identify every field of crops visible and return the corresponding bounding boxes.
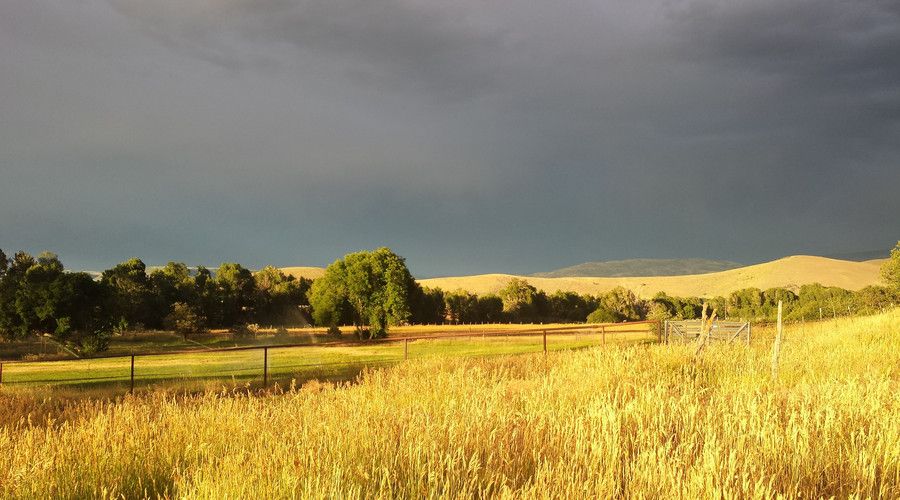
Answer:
[1,311,898,498]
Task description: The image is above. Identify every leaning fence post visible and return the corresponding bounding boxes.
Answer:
[130,354,135,394]
[771,301,783,379]
[263,347,269,387]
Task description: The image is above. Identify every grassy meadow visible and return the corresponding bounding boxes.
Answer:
[0,324,652,393]
[1,311,898,498]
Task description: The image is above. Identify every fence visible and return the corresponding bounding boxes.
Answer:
[0,320,661,393]
[664,319,751,345]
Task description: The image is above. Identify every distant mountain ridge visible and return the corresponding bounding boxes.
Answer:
[533,258,743,278]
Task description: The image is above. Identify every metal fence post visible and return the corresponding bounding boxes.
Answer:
[263,347,268,387]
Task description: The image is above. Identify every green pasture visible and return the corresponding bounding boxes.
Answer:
[0,330,653,393]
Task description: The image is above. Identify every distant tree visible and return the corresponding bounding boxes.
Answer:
[216,263,256,326]
[475,295,505,323]
[410,286,446,324]
[499,278,541,322]
[164,302,205,338]
[883,241,900,290]
[101,258,153,328]
[586,306,622,323]
[253,266,310,326]
[150,262,197,310]
[444,289,479,324]
[0,252,36,339]
[194,266,220,327]
[599,286,644,321]
[547,291,596,322]
[15,252,66,336]
[0,248,7,277]
[307,248,415,338]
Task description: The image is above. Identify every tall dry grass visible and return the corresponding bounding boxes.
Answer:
[1,311,898,498]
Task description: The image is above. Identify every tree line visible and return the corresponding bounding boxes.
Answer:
[0,249,310,352]
[2,243,899,352]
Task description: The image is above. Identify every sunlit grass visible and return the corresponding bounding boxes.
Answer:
[0,311,897,498]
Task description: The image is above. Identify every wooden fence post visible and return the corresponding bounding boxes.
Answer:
[263,347,268,387]
[130,355,135,394]
[0,362,3,385]
[404,338,409,360]
[771,301,783,379]
[543,330,547,354]
[601,325,606,345]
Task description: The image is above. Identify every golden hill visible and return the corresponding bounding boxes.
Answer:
[418,256,886,298]
[280,266,326,281]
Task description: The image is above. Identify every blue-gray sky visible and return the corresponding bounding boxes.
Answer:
[1,0,899,276]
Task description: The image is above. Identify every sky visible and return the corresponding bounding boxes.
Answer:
[1,0,899,277]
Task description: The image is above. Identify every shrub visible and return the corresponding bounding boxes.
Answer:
[586,306,622,323]
[164,302,205,337]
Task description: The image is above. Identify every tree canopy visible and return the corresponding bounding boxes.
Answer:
[307,248,415,338]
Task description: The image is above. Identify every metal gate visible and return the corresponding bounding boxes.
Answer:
[664,319,750,345]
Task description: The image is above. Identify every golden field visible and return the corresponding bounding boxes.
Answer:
[1,310,898,498]
[418,255,886,298]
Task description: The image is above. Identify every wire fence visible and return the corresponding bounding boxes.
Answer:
[0,320,661,393]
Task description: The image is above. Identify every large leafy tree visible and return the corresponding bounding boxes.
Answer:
[253,266,310,325]
[150,262,197,312]
[102,258,153,328]
[307,248,414,338]
[883,241,900,290]
[498,278,545,322]
[216,262,256,326]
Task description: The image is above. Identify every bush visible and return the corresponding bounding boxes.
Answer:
[79,329,111,355]
[164,302,205,337]
[587,307,622,323]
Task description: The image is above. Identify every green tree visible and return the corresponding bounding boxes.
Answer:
[101,258,153,328]
[307,248,415,338]
[253,266,310,326]
[499,278,542,322]
[587,306,622,323]
[216,263,256,327]
[0,252,35,339]
[547,291,596,322]
[410,286,446,324]
[599,286,644,321]
[194,266,221,327]
[883,241,900,290]
[164,302,205,338]
[475,295,505,322]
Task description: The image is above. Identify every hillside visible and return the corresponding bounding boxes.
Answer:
[533,258,742,278]
[419,256,886,298]
[281,266,326,280]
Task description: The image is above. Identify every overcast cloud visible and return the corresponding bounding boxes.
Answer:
[1,0,899,276]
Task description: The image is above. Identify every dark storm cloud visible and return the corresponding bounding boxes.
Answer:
[1,0,898,275]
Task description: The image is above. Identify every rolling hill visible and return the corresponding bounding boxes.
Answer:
[418,256,886,298]
[533,258,743,278]
[281,266,327,281]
